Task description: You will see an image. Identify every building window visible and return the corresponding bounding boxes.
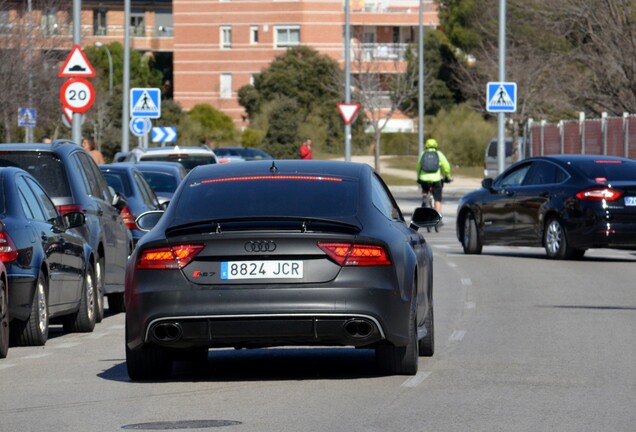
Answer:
[250,25,259,44]
[41,7,58,36]
[274,26,300,48]
[221,26,232,49]
[220,74,232,99]
[93,8,107,36]
[130,11,145,36]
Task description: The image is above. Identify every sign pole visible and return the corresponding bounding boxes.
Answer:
[72,0,82,145]
[497,0,507,175]
[344,0,351,161]
[122,0,131,153]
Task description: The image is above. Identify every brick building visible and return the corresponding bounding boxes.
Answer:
[3,0,438,128]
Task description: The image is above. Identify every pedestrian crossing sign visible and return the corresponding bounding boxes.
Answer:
[130,88,161,118]
[18,108,37,127]
[487,82,517,113]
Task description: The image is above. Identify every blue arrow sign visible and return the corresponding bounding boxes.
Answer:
[152,127,177,143]
[130,88,161,118]
[487,82,517,113]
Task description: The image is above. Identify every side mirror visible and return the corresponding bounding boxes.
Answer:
[112,192,129,212]
[136,210,164,232]
[481,177,494,190]
[64,211,86,229]
[409,207,442,230]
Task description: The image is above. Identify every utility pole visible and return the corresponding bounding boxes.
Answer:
[418,0,424,156]
[26,0,33,143]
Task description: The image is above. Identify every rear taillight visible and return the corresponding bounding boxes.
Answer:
[0,224,18,262]
[56,204,83,216]
[120,207,137,230]
[576,188,622,201]
[137,244,204,269]
[318,242,391,266]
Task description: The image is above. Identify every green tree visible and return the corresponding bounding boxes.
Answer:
[237,46,344,157]
[186,103,237,146]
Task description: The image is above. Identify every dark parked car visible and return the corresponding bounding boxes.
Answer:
[0,260,8,358]
[134,161,187,204]
[125,160,440,380]
[214,146,273,161]
[0,141,133,319]
[99,163,163,245]
[0,167,96,346]
[456,155,636,259]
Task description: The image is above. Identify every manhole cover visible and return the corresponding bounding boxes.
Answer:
[121,420,242,430]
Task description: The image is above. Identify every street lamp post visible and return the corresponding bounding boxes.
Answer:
[94,42,113,96]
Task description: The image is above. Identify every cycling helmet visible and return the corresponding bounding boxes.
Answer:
[425,138,439,149]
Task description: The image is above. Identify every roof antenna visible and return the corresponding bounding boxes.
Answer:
[270,161,278,173]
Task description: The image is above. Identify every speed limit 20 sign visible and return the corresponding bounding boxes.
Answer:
[60,78,95,113]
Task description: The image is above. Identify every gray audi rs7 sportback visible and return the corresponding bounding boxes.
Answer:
[125,160,440,380]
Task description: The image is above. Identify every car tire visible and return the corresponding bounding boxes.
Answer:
[108,293,125,314]
[126,343,174,381]
[418,302,434,357]
[544,217,573,259]
[375,301,419,375]
[11,271,48,346]
[62,263,96,333]
[94,257,105,323]
[0,279,8,359]
[462,212,482,254]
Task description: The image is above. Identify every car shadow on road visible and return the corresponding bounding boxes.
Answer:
[98,347,386,383]
[445,250,636,262]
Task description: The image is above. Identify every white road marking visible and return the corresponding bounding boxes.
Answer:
[449,330,466,342]
[461,278,472,286]
[0,363,15,370]
[22,353,51,360]
[465,302,476,309]
[52,342,80,349]
[447,262,457,268]
[401,371,432,388]
[108,324,125,330]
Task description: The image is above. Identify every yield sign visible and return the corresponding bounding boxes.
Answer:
[59,45,96,78]
[337,103,361,125]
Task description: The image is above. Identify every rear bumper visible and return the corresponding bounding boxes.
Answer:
[126,285,412,352]
[567,221,636,250]
[8,274,37,322]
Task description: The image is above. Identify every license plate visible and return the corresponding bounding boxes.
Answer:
[220,261,303,280]
[626,196,636,206]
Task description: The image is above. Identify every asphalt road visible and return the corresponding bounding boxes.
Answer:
[1,192,635,432]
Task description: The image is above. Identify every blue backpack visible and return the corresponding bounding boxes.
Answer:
[421,150,440,173]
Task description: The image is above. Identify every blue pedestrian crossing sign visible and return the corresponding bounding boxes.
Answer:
[18,108,37,127]
[130,88,161,118]
[487,82,517,113]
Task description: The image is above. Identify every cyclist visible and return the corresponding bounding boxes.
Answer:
[417,138,452,221]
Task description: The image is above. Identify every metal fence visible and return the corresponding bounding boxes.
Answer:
[526,113,636,159]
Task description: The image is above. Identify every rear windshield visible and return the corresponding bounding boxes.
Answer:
[571,160,636,182]
[102,172,131,196]
[174,175,358,221]
[140,154,216,171]
[141,171,179,193]
[0,152,71,198]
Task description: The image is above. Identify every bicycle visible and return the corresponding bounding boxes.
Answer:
[420,181,439,232]
[419,177,452,233]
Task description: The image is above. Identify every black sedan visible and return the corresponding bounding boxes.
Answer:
[0,167,96,346]
[99,163,163,245]
[125,160,440,379]
[456,155,636,259]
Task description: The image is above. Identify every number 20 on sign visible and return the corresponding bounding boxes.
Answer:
[60,78,95,113]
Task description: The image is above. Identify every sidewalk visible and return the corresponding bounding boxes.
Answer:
[348,155,483,198]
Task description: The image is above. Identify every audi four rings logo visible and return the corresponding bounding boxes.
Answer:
[245,241,277,252]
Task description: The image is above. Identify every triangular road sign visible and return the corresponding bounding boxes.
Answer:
[59,45,96,78]
[337,103,361,125]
